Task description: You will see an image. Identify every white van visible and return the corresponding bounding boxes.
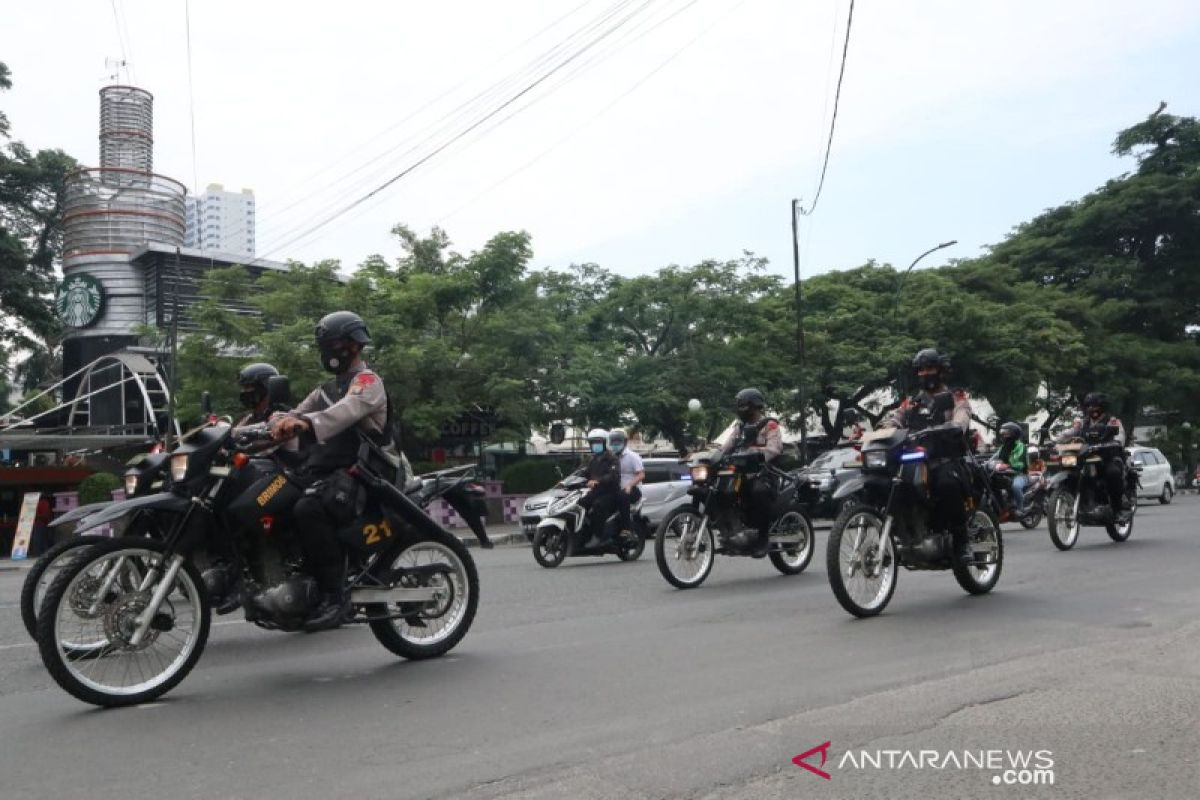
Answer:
[1128,446,1175,504]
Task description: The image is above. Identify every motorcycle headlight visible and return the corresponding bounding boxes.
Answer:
[170,453,190,482]
[1060,454,1077,468]
[690,464,710,484]
[124,473,139,496]
[863,451,888,470]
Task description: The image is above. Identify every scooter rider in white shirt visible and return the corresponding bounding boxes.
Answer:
[608,428,645,539]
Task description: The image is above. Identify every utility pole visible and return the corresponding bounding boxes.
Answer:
[164,246,182,451]
[792,199,807,465]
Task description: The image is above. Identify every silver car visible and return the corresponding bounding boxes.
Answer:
[520,457,692,538]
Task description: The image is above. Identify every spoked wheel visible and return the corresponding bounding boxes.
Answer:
[1047,488,1080,551]
[1018,503,1043,529]
[953,509,1004,595]
[36,537,210,707]
[655,508,715,589]
[1107,489,1136,542]
[368,530,478,660]
[826,505,897,618]
[21,536,108,641]
[616,522,646,562]
[531,526,568,568]
[768,505,814,575]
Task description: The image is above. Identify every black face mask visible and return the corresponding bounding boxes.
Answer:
[921,373,941,391]
[736,404,757,423]
[319,342,354,374]
[238,389,260,409]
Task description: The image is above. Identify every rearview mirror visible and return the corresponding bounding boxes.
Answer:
[200,391,212,415]
[267,375,291,407]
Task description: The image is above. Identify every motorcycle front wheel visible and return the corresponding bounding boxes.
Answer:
[37,537,210,708]
[1106,488,1136,542]
[953,509,1003,595]
[655,507,715,589]
[368,529,479,660]
[768,504,815,576]
[21,535,107,641]
[1046,487,1080,550]
[826,505,897,618]
[531,525,568,568]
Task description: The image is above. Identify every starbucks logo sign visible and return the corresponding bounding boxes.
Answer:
[56,273,105,328]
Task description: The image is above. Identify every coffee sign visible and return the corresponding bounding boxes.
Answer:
[56,273,105,328]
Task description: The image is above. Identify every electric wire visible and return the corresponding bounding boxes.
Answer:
[257,0,662,258]
[184,0,200,194]
[217,0,639,252]
[797,0,855,217]
[237,0,604,235]
[437,0,744,224]
[254,0,649,253]
[108,0,131,82]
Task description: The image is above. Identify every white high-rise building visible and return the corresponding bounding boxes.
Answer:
[184,183,256,257]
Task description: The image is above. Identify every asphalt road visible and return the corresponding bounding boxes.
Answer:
[1,498,1199,799]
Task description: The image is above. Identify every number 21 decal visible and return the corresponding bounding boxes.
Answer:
[363,518,394,545]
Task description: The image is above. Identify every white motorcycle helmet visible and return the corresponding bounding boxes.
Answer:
[586,428,609,455]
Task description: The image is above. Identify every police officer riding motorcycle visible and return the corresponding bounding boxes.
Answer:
[1046,392,1137,549]
[654,388,815,589]
[824,348,1004,617]
[265,310,391,630]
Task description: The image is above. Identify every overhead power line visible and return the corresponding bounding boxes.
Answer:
[797,0,855,217]
[438,0,744,224]
[216,0,643,252]
[257,0,663,258]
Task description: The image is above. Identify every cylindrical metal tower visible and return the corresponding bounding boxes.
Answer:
[60,85,186,419]
[99,85,154,174]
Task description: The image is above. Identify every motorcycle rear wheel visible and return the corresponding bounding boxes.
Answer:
[768,504,814,576]
[616,522,646,562]
[826,504,897,618]
[1106,489,1136,542]
[655,507,715,589]
[37,537,210,708]
[368,529,479,660]
[953,509,1003,595]
[531,526,568,568]
[1046,488,1079,550]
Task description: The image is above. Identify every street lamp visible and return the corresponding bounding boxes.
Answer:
[891,239,958,322]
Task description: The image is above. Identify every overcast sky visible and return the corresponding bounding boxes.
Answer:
[4,0,1199,281]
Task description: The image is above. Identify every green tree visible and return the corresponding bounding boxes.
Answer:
[0,61,78,355]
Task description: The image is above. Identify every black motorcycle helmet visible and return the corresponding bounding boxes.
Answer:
[912,348,950,391]
[735,388,766,422]
[999,421,1022,442]
[1082,392,1109,420]
[315,311,371,374]
[237,363,279,409]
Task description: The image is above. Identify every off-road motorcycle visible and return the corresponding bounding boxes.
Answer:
[654,450,816,589]
[35,421,481,707]
[531,474,648,567]
[22,395,490,641]
[1045,425,1139,550]
[825,424,1004,618]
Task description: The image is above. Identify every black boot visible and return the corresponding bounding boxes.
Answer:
[954,531,974,565]
[202,563,243,615]
[750,527,771,558]
[303,591,350,632]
